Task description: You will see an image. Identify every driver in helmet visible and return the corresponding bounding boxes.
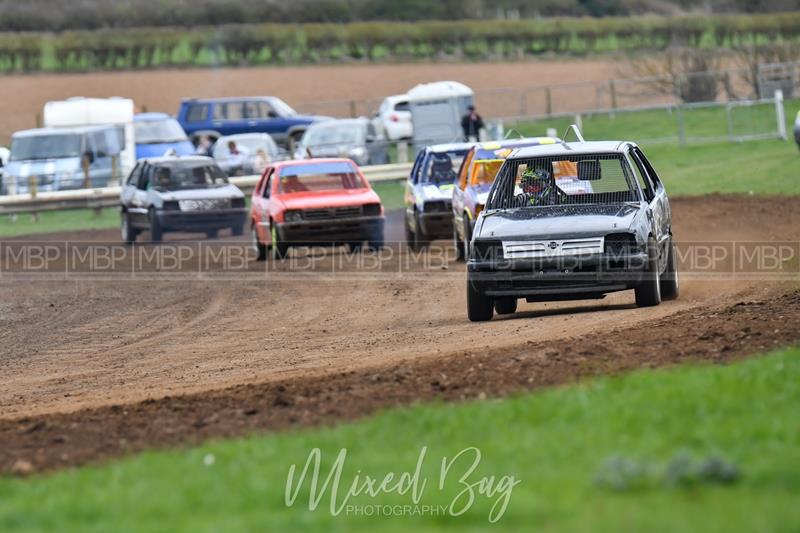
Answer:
[520,167,555,206]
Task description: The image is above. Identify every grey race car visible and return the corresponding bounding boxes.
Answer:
[466,137,678,321]
[120,156,247,243]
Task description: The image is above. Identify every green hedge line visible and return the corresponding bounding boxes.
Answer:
[1,14,799,72]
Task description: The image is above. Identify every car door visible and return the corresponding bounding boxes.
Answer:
[120,162,141,208]
[213,101,246,136]
[452,149,474,239]
[127,163,151,226]
[630,146,669,261]
[405,150,425,221]
[254,100,284,137]
[254,167,275,242]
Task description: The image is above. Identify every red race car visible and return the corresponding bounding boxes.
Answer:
[250,158,385,260]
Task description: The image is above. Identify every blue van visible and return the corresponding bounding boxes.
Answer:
[134,112,194,159]
[3,125,123,194]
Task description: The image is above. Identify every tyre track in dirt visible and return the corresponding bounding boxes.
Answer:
[0,194,798,472]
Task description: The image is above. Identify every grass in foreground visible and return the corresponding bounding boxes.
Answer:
[1,347,798,532]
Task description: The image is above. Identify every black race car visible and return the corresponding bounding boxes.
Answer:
[466,138,678,321]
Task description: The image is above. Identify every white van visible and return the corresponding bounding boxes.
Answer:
[406,81,474,153]
[43,97,136,178]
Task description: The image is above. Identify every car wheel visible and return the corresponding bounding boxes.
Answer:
[635,236,662,307]
[231,224,244,237]
[467,276,494,322]
[454,221,466,261]
[252,225,267,261]
[149,209,163,243]
[462,214,472,259]
[368,224,385,251]
[414,212,429,250]
[121,211,138,245]
[494,297,517,315]
[205,229,218,239]
[271,222,289,260]
[405,214,420,252]
[660,236,679,300]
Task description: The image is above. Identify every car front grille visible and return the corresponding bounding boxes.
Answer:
[303,206,362,220]
[178,199,231,211]
[502,237,604,259]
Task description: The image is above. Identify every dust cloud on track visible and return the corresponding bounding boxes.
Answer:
[0,194,799,473]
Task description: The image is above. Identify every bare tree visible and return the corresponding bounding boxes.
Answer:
[624,47,724,103]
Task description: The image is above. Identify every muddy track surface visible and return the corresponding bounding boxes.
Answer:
[1,194,799,474]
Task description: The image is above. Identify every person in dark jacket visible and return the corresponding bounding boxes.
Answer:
[461,105,484,141]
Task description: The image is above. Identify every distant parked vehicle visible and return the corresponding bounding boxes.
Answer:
[3,126,122,195]
[134,113,194,159]
[404,141,474,251]
[43,97,136,176]
[119,156,247,243]
[212,133,285,176]
[177,97,328,149]
[294,118,388,166]
[372,95,412,141]
[249,158,384,260]
[452,137,559,260]
[0,146,8,183]
[794,110,800,150]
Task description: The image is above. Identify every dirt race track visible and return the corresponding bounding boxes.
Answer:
[1,194,800,473]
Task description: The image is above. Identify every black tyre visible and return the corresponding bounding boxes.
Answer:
[462,214,472,259]
[231,223,244,237]
[635,237,662,307]
[467,276,494,322]
[149,209,163,243]
[348,242,364,253]
[454,221,466,261]
[368,223,385,251]
[494,297,518,315]
[252,225,267,261]
[271,223,289,260]
[660,236,679,301]
[121,211,138,245]
[205,229,218,239]
[404,215,419,252]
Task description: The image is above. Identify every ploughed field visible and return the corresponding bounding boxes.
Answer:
[1,194,799,473]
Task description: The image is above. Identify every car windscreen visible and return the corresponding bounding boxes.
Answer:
[214,137,277,159]
[487,153,639,209]
[303,124,363,148]
[10,134,82,161]
[269,98,296,117]
[420,150,468,185]
[150,163,228,191]
[135,119,189,144]
[278,161,364,193]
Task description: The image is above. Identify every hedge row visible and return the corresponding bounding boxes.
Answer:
[1,14,799,72]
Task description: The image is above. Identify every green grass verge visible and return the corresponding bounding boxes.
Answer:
[1,347,798,531]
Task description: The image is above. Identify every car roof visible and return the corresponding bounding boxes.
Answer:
[139,155,215,165]
[427,141,476,153]
[510,140,630,159]
[12,125,117,137]
[182,96,279,104]
[135,112,173,121]
[272,157,357,169]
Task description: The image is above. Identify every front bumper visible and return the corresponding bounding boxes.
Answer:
[157,208,248,231]
[277,215,384,244]
[467,252,649,300]
[417,210,453,238]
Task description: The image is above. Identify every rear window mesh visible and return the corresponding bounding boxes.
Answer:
[487,153,639,209]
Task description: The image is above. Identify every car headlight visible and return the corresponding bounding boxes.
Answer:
[472,239,504,261]
[162,201,180,211]
[231,197,245,208]
[362,203,382,216]
[284,209,303,222]
[348,147,368,160]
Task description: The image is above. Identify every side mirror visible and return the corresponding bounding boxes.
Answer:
[267,110,279,119]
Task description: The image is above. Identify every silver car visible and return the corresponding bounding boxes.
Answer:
[120,156,247,243]
[294,118,388,166]
[211,133,285,176]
